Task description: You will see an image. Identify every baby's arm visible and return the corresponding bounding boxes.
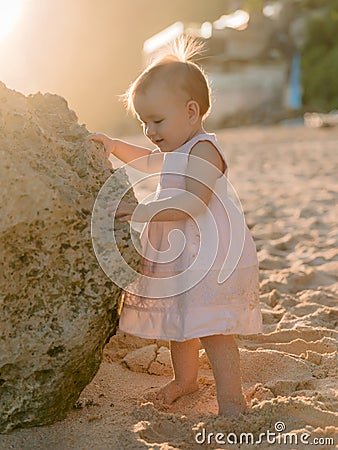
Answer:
[132,141,224,222]
[86,133,163,174]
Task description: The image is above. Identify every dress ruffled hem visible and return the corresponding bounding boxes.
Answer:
[119,304,263,342]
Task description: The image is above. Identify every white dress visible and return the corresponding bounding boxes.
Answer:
[119,133,262,341]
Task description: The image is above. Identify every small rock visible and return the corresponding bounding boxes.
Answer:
[156,346,171,365]
[306,350,322,365]
[247,383,274,402]
[116,330,156,350]
[148,346,172,375]
[123,344,157,373]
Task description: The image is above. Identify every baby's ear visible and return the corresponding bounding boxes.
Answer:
[186,100,200,124]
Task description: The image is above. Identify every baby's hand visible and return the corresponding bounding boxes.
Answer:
[85,133,114,158]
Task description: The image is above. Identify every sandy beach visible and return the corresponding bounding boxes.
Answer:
[0,125,337,450]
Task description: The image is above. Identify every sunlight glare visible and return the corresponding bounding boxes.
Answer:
[213,10,250,31]
[263,2,282,19]
[143,22,184,54]
[0,0,22,42]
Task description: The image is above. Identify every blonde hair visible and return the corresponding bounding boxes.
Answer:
[124,35,211,120]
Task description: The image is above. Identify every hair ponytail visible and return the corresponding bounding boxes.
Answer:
[159,35,205,64]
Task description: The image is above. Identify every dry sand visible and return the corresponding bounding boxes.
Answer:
[0,125,337,449]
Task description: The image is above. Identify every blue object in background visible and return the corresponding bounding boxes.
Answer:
[288,52,302,109]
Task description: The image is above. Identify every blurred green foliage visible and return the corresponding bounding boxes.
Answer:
[242,0,264,12]
[302,1,338,111]
[299,0,327,9]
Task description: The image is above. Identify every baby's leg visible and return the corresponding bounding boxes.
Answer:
[156,338,200,405]
[200,334,247,416]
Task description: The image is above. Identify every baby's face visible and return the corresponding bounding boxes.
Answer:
[133,82,197,152]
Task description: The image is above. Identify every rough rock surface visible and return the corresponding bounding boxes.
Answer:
[0,82,140,433]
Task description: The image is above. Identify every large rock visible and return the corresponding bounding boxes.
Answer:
[0,82,140,432]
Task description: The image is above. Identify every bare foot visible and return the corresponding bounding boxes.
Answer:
[218,397,248,417]
[156,380,199,405]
